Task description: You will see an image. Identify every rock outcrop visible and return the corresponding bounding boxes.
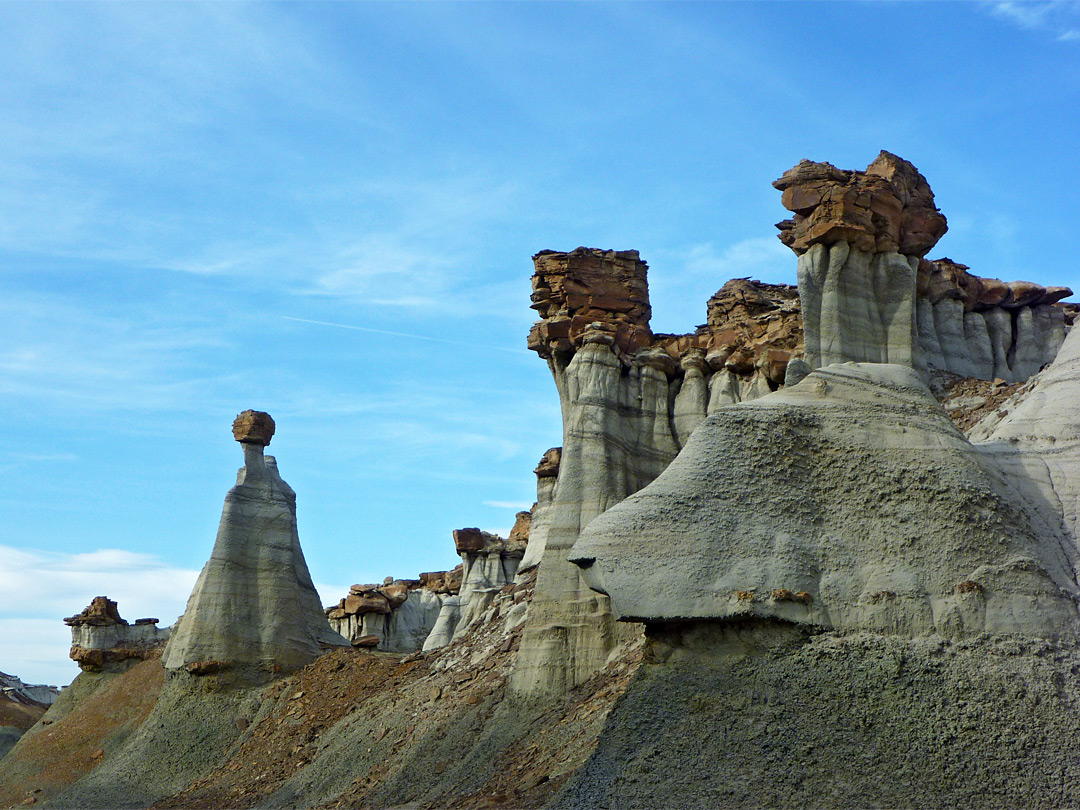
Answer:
[64,596,169,672]
[328,579,444,653]
[162,411,348,675]
[916,257,1069,381]
[774,151,944,370]
[775,152,1072,381]
[570,362,1080,636]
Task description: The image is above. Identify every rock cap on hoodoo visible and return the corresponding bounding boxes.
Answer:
[232,409,275,446]
[773,150,948,257]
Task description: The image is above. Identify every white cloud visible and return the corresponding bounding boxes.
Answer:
[985,1,1080,39]
[681,237,795,285]
[482,501,534,510]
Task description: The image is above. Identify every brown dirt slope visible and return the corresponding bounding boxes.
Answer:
[0,658,164,808]
[151,573,641,810]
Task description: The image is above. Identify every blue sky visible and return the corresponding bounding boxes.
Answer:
[2,1,1079,686]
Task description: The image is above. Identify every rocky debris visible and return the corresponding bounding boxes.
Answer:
[773,150,947,256]
[163,412,348,675]
[1,673,59,761]
[147,566,634,810]
[231,409,275,446]
[63,597,169,673]
[571,361,1079,638]
[931,371,1033,434]
[0,659,165,808]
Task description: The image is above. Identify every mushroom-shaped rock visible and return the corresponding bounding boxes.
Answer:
[163,412,348,674]
[569,363,1080,639]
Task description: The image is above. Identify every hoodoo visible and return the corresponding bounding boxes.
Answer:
[162,410,347,674]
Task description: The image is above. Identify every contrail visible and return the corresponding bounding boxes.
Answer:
[282,316,530,355]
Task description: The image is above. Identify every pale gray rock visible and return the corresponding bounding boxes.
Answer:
[932,297,976,377]
[797,243,919,369]
[511,342,677,696]
[163,438,348,673]
[984,307,1013,380]
[782,357,811,388]
[0,672,58,706]
[672,351,709,445]
[516,466,557,575]
[915,298,945,372]
[963,311,995,379]
[381,589,445,653]
[421,596,461,653]
[570,362,1080,638]
[976,325,1080,550]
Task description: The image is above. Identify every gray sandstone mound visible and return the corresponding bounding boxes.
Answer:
[163,410,347,674]
[570,362,1080,638]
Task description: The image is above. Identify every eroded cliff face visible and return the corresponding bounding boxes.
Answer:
[775,151,1071,381]
[516,250,805,696]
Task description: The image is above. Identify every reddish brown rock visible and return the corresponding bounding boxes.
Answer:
[534,447,562,479]
[508,510,532,545]
[453,528,485,553]
[353,635,380,648]
[774,151,947,257]
[528,248,653,360]
[64,596,126,627]
[231,409,275,446]
[381,582,410,609]
[343,592,391,615]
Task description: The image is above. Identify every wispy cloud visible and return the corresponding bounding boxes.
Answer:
[681,237,794,285]
[984,1,1080,39]
[482,500,534,510]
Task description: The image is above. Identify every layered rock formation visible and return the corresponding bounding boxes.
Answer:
[570,362,1080,636]
[917,257,1069,381]
[775,152,1072,381]
[64,596,169,672]
[326,579,443,653]
[163,411,348,675]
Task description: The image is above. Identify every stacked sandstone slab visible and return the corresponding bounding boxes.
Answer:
[64,596,169,672]
[327,578,442,653]
[774,151,1071,380]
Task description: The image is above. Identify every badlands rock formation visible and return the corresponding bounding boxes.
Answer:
[64,596,169,672]
[570,361,1080,636]
[163,410,348,675]
[776,151,1070,381]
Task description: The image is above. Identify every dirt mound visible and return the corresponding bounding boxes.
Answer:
[0,658,164,808]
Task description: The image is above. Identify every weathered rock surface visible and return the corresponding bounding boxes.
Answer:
[774,151,948,257]
[163,412,348,675]
[328,580,444,654]
[64,596,169,672]
[570,362,1080,637]
[424,528,526,651]
[775,152,1072,381]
